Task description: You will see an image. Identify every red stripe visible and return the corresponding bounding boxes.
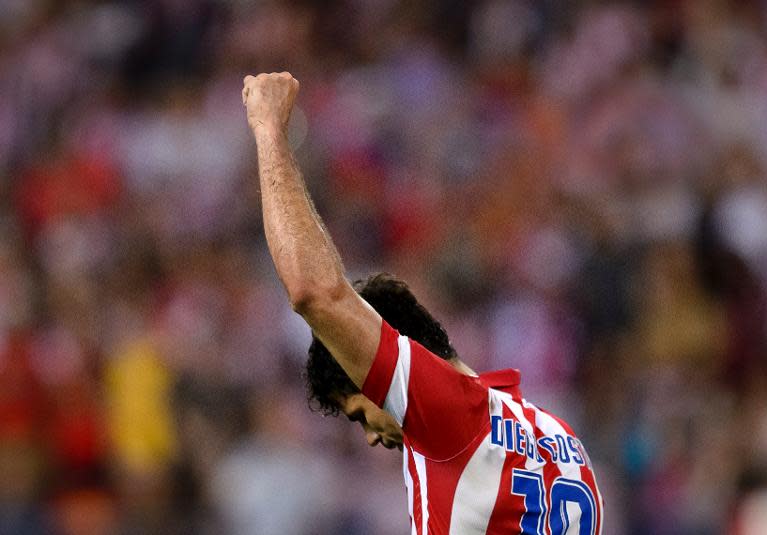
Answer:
[361,320,399,408]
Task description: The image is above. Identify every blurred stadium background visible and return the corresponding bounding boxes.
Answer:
[1,0,767,533]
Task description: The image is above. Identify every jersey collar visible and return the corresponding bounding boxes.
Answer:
[478,369,522,397]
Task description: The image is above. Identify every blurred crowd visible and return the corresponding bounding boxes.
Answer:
[1,0,767,533]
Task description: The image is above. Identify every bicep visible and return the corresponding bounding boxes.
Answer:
[299,282,382,388]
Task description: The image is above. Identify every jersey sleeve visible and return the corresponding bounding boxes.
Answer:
[361,320,489,460]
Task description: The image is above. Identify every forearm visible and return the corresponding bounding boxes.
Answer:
[243,72,381,386]
[255,126,346,308]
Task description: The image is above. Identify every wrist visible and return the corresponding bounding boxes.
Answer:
[253,120,287,140]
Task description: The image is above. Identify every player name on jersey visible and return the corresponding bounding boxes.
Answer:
[490,415,590,467]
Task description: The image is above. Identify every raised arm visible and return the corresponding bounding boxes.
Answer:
[242,72,381,387]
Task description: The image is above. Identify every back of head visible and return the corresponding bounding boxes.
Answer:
[305,272,457,415]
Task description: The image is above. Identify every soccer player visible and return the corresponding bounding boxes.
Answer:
[242,72,604,534]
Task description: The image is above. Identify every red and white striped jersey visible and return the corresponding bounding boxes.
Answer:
[361,320,604,534]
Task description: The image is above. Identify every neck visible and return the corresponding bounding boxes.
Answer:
[450,358,477,377]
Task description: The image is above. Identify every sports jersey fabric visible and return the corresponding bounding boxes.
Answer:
[361,320,604,535]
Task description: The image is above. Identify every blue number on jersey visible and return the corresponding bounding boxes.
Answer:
[511,469,547,535]
[511,469,597,535]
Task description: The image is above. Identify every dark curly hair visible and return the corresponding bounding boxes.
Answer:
[305,272,457,416]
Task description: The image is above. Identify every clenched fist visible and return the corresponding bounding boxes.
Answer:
[242,72,299,135]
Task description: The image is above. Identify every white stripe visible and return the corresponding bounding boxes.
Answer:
[565,501,581,535]
[413,451,429,534]
[523,400,581,481]
[403,448,417,535]
[503,395,545,472]
[383,335,411,425]
[449,391,506,534]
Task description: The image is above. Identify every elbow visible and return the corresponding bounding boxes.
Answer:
[288,289,317,316]
[288,279,348,317]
